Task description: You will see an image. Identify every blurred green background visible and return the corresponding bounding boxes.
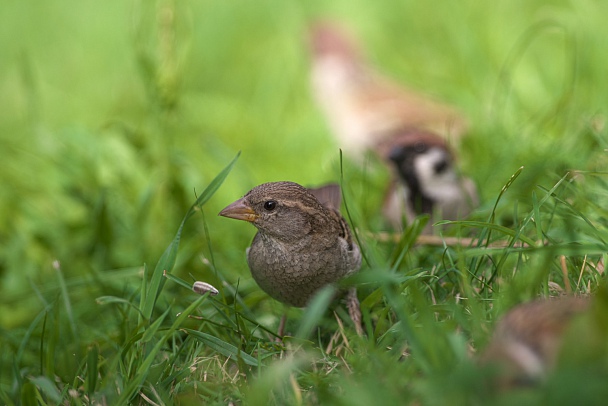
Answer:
[3,0,605,307]
[1,0,608,403]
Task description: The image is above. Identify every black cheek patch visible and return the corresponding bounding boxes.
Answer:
[434,159,449,174]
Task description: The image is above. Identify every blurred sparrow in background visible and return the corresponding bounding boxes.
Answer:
[219,181,362,336]
[310,21,467,159]
[309,21,477,232]
[481,296,590,387]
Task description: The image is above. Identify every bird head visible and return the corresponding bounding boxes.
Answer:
[219,181,334,242]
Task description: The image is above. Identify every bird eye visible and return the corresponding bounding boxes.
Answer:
[263,200,277,211]
[414,142,427,153]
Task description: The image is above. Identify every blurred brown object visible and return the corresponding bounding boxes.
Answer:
[310,21,467,159]
[309,22,476,232]
[480,296,591,387]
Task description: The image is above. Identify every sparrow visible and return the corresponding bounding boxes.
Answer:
[480,296,590,387]
[309,21,467,159]
[219,181,362,334]
[309,21,477,232]
[377,129,478,232]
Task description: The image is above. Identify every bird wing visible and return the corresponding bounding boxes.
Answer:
[308,183,342,211]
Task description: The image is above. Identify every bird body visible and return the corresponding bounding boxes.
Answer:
[310,21,467,159]
[481,296,591,385]
[219,181,361,308]
[309,22,477,232]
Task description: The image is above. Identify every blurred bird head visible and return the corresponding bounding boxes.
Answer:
[309,20,360,61]
[382,130,455,214]
[375,128,478,231]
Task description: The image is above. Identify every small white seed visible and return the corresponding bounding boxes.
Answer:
[192,281,219,296]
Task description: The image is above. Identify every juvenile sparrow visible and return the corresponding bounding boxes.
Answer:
[481,296,590,386]
[377,129,478,232]
[310,21,467,159]
[219,181,362,333]
[309,22,477,232]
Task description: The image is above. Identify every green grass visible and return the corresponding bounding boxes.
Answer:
[1,0,608,404]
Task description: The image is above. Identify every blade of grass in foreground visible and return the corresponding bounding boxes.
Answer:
[339,149,370,267]
[182,328,261,366]
[295,285,336,339]
[141,152,240,322]
[86,343,99,396]
[117,295,209,404]
[26,376,62,404]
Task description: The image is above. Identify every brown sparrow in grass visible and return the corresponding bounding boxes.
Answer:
[377,129,478,232]
[481,296,591,387]
[309,21,467,159]
[219,181,362,335]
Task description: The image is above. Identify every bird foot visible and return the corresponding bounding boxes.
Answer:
[347,287,363,336]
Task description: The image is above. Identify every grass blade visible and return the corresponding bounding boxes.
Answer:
[96,296,145,317]
[295,285,336,339]
[141,152,240,321]
[27,376,62,404]
[86,344,99,395]
[183,328,261,367]
[117,295,209,404]
[53,261,77,341]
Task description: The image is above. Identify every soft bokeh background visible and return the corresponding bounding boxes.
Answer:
[2,0,608,403]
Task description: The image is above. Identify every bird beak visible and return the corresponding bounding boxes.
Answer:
[218,198,258,222]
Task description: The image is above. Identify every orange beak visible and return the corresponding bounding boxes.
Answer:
[218,198,258,222]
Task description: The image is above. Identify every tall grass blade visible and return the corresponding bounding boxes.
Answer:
[295,285,336,339]
[182,328,261,366]
[53,261,77,341]
[141,152,240,321]
[86,343,99,395]
[339,149,370,267]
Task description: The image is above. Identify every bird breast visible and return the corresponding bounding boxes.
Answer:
[246,232,356,307]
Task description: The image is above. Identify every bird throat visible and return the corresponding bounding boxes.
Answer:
[400,167,435,215]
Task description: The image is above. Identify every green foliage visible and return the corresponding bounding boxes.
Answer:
[1,0,608,404]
